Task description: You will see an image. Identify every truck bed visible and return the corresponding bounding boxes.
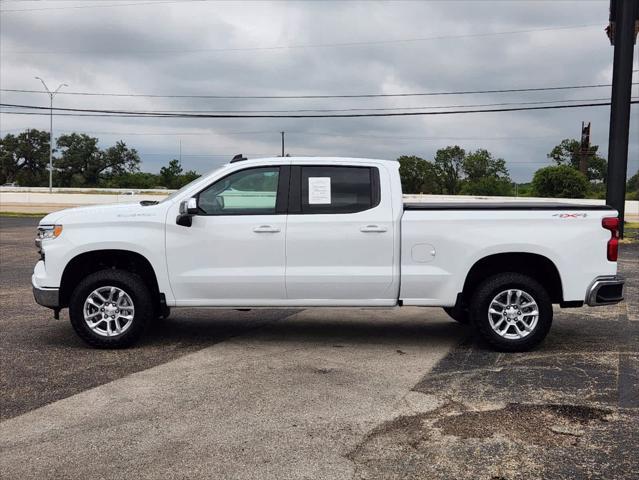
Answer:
[403,202,615,211]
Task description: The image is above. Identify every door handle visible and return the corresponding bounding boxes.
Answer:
[360,225,387,233]
[253,225,281,233]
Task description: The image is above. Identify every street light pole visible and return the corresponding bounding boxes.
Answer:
[35,77,68,193]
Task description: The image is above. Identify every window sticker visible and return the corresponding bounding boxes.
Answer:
[308,177,331,204]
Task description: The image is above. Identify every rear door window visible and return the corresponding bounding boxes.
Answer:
[300,166,378,214]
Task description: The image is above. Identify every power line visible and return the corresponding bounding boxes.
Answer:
[2,100,637,118]
[3,82,633,100]
[1,96,626,115]
[0,23,601,54]
[24,97,622,114]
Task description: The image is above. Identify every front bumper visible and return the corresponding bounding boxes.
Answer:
[586,276,624,306]
[32,281,60,309]
[32,260,60,309]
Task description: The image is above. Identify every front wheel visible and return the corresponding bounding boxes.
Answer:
[69,269,153,348]
[470,273,552,352]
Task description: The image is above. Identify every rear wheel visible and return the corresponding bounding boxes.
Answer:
[69,269,153,348]
[470,273,552,352]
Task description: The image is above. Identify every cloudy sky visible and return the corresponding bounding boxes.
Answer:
[1,0,637,182]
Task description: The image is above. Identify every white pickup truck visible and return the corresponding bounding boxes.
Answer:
[33,157,624,351]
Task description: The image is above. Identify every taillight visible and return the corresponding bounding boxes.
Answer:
[602,217,620,261]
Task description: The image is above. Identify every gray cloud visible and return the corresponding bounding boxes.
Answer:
[1,0,637,181]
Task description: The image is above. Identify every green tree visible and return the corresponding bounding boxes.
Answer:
[55,134,140,187]
[179,169,200,188]
[461,149,512,196]
[0,129,50,186]
[548,138,607,182]
[514,182,533,197]
[54,134,102,186]
[532,165,589,198]
[462,149,509,181]
[160,159,184,189]
[433,146,465,194]
[101,141,141,178]
[461,176,513,196]
[397,155,439,194]
[627,170,639,200]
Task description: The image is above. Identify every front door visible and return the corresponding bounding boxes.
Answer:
[166,165,288,306]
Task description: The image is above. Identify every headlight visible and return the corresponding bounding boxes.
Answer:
[35,225,63,250]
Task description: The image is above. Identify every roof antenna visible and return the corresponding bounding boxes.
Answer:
[231,154,247,163]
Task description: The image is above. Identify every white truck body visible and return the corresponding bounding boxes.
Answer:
[32,157,624,350]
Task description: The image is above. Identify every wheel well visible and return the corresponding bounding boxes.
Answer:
[59,250,160,308]
[461,253,563,304]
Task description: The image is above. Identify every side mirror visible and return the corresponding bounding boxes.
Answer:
[186,197,199,214]
[176,197,198,227]
[180,197,199,215]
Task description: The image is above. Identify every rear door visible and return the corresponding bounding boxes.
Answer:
[285,163,396,305]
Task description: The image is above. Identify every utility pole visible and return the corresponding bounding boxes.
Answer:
[579,121,591,177]
[605,0,638,237]
[35,77,68,193]
[281,131,285,157]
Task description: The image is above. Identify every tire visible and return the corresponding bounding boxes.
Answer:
[69,269,153,348]
[443,306,469,324]
[470,272,552,352]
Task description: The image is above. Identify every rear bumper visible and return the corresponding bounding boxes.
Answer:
[32,279,60,309]
[586,276,624,306]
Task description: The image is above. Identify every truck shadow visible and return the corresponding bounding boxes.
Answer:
[144,309,469,349]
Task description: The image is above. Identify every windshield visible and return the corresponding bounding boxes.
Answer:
[158,165,226,204]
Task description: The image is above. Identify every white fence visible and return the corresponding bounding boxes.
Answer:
[1,187,638,217]
[0,186,172,194]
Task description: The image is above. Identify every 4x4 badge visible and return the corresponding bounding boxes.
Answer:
[552,213,588,218]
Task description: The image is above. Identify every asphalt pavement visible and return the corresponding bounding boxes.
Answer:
[0,216,301,419]
[0,215,637,479]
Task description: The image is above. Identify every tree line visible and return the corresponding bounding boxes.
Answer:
[0,129,198,189]
[1,129,637,199]
[398,146,513,196]
[398,139,638,200]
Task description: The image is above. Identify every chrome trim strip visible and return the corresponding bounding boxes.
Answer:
[32,285,60,308]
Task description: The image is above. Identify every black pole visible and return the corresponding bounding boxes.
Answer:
[606,0,638,237]
[579,121,591,176]
[281,131,285,157]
